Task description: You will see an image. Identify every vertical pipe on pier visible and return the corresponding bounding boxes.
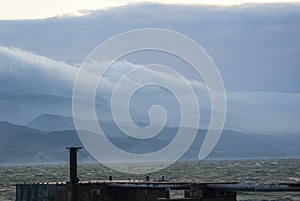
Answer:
[67,147,82,201]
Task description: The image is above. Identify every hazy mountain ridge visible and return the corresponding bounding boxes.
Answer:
[0,92,73,125]
[0,92,112,125]
[0,121,93,164]
[28,114,77,131]
[1,119,300,165]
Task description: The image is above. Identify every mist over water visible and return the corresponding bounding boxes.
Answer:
[0,159,299,201]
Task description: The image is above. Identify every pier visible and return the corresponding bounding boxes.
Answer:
[15,148,300,201]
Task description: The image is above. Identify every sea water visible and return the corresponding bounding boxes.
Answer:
[0,159,299,201]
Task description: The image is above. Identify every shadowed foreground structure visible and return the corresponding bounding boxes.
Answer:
[15,148,300,201]
[16,181,238,201]
[15,180,300,201]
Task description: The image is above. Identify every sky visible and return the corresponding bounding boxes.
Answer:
[0,0,300,19]
[0,2,299,135]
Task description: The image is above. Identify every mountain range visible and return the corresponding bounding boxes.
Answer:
[0,113,299,165]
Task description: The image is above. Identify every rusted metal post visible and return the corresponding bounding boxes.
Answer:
[67,147,82,201]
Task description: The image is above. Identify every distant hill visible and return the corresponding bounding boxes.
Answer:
[0,92,73,125]
[28,112,211,132]
[201,130,300,159]
[0,121,93,164]
[0,92,110,126]
[1,121,300,165]
[28,114,76,131]
[28,113,178,133]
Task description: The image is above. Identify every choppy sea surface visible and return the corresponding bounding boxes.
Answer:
[0,159,299,201]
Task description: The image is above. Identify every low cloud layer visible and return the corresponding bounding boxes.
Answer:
[0,3,299,92]
[0,3,299,134]
[0,45,299,134]
[0,46,77,96]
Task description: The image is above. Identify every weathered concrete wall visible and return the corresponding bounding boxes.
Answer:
[106,188,166,201]
[157,189,236,201]
[16,182,236,201]
[16,183,71,201]
[16,183,166,201]
[201,190,236,201]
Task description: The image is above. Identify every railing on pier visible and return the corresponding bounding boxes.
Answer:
[207,182,300,192]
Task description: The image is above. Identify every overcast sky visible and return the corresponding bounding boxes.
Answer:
[1,0,300,19]
[0,2,299,134]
